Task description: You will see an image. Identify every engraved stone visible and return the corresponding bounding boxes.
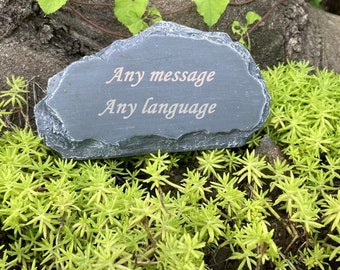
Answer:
[34,21,270,159]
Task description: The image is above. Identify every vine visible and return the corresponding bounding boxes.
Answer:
[35,0,289,51]
[37,0,261,35]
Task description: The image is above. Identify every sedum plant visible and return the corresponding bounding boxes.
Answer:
[0,61,339,269]
[0,76,29,132]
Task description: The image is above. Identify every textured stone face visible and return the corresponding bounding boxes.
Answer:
[34,21,270,160]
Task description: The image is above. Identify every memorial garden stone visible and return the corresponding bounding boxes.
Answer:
[34,21,270,159]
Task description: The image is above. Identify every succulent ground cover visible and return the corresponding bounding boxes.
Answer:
[0,61,339,269]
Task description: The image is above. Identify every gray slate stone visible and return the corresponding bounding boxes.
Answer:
[34,21,270,160]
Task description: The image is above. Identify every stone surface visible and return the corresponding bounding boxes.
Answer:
[34,21,270,160]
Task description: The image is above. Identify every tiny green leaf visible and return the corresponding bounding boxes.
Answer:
[193,0,230,27]
[37,0,67,15]
[231,20,242,35]
[245,11,261,25]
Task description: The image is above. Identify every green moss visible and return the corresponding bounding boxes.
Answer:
[0,62,339,269]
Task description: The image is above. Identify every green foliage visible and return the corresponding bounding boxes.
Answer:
[264,61,340,237]
[114,0,162,35]
[0,62,340,268]
[193,0,230,27]
[0,76,29,132]
[328,234,340,261]
[309,0,323,8]
[0,76,28,108]
[263,61,340,164]
[196,149,225,177]
[321,191,340,232]
[234,149,267,188]
[36,0,162,35]
[231,11,262,49]
[34,0,252,37]
[0,101,11,131]
[114,0,147,34]
[37,0,67,14]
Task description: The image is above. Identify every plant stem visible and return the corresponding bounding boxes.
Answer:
[70,0,113,7]
[229,0,256,6]
[242,0,287,40]
[66,3,130,38]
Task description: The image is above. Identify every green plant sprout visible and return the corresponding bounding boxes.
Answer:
[231,11,262,49]
[0,62,340,269]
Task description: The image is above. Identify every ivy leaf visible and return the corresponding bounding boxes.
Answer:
[114,0,149,35]
[193,0,230,27]
[37,0,67,14]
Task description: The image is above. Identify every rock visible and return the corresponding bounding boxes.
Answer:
[34,21,270,159]
[255,134,286,166]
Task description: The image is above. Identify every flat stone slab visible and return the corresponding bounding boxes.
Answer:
[34,21,270,160]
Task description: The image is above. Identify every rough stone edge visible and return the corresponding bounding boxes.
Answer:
[34,21,270,160]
